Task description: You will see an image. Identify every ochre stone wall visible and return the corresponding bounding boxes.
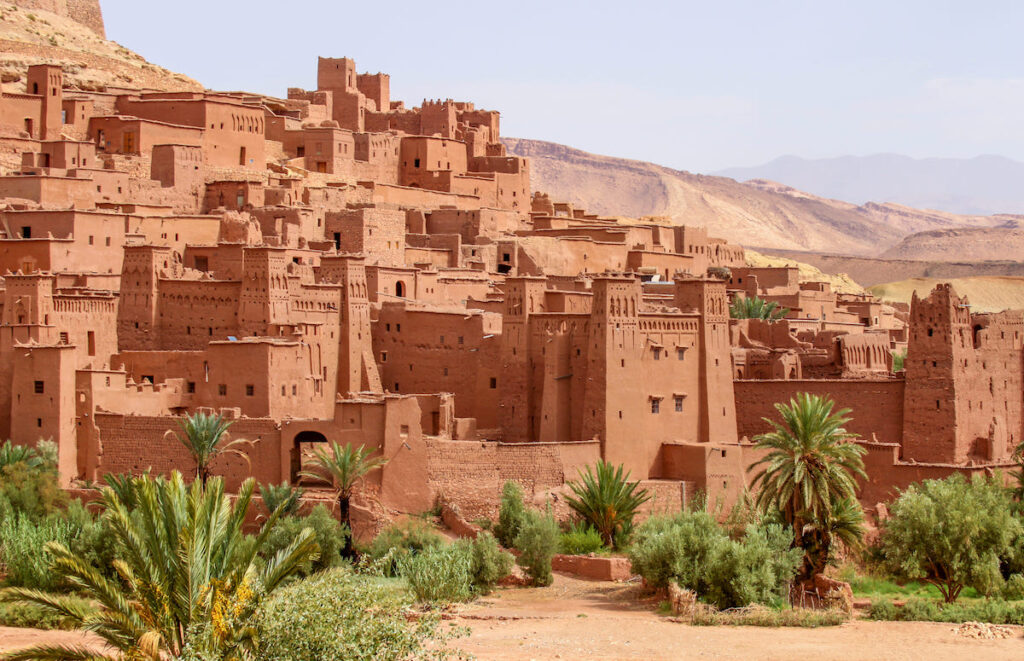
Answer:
[734,379,905,443]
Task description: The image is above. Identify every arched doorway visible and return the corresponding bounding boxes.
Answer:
[291,430,330,485]
[395,281,406,298]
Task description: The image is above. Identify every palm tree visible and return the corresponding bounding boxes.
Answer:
[259,481,304,517]
[729,296,789,321]
[299,442,387,558]
[0,440,42,469]
[798,496,866,577]
[749,393,867,580]
[168,412,251,484]
[0,472,318,660]
[564,461,651,549]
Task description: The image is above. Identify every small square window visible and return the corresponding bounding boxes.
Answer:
[59,332,69,344]
[651,399,660,414]
[653,349,660,360]
[33,380,44,394]
[381,351,388,362]
[489,377,497,389]
[36,418,42,428]
[187,381,196,393]
[443,367,449,376]
[675,396,684,412]
[677,348,685,360]
[218,384,227,396]
[245,384,255,396]
[292,385,297,395]
[458,336,464,345]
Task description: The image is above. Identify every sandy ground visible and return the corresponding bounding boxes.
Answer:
[2,575,1021,660]
[451,574,1024,661]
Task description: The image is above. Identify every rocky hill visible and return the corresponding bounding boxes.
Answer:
[880,220,1024,262]
[870,276,1024,313]
[504,138,1007,255]
[0,2,201,93]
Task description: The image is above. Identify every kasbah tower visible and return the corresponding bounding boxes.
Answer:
[0,0,1018,531]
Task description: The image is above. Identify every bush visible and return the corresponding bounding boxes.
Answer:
[263,505,347,576]
[1002,574,1024,600]
[0,514,74,590]
[0,595,93,630]
[255,568,463,660]
[401,543,475,604]
[0,459,68,522]
[259,482,304,517]
[869,597,1024,624]
[558,522,605,555]
[495,481,527,549]
[64,500,121,580]
[690,604,847,627]
[628,511,801,609]
[880,474,1022,602]
[466,532,513,594]
[514,509,558,587]
[364,518,444,577]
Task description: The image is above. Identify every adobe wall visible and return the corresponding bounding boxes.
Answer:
[425,438,601,518]
[734,379,904,442]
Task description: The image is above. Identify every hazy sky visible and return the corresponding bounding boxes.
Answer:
[102,0,1024,173]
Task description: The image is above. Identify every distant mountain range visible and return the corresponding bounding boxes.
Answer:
[715,154,1024,216]
[503,138,1006,255]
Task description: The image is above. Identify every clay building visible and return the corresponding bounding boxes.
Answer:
[0,54,1013,523]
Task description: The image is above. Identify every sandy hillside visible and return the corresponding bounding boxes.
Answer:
[0,3,201,92]
[869,276,1024,312]
[504,138,1007,256]
[881,220,1024,262]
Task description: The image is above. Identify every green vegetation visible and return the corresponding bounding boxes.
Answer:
[558,521,606,555]
[254,568,463,661]
[750,393,867,579]
[263,504,348,577]
[0,596,94,631]
[169,411,250,485]
[494,480,527,548]
[259,481,304,517]
[299,441,387,558]
[465,531,514,595]
[868,597,1024,624]
[729,296,789,321]
[401,543,476,604]
[0,472,318,660]
[879,473,1022,602]
[514,509,559,587]
[891,349,906,372]
[564,461,650,549]
[364,517,444,576]
[690,604,847,627]
[628,510,801,609]
[0,515,73,591]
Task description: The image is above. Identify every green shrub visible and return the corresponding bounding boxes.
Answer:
[869,597,1024,624]
[259,482,304,517]
[628,511,801,609]
[558,522,605,555]
[514,509,558,587]
[255,568,463,660]
[690,604,847,627]
[263,505,347,576]
[880,474,1022,602]
[0,514,73,590]
[401,543,475,604]
[466,532,513,594]
[64,500,120,580]
[364,518,444,577]
[495,481,527,549]
[0,459,68,522]
[0,595,93,630]
[1002,573,1024,600]
[868,597,898,620]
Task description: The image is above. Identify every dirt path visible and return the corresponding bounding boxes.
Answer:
[452,575,1024,660]
[2,576,1021,660]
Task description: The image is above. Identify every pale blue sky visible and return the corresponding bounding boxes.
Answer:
[102,0,1024,172]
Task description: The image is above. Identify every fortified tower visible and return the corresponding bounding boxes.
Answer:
[673,278,737,444]
[902,284,1023,463]
[318,254,381,395]
[117,245,172,350]
[582,274,641,464]
[238,247,291,336]
[26,64,63,140]
[498,276,547,440]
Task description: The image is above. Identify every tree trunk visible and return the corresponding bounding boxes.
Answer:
[339,494,355,560]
